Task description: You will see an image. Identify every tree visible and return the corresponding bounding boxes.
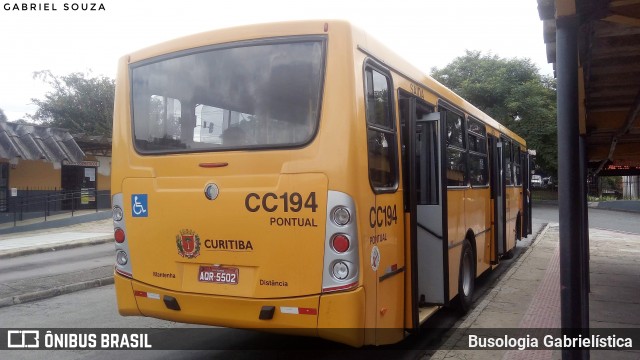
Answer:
[29,70,115,136]
[431,50,558,177]
[0,108,7,122]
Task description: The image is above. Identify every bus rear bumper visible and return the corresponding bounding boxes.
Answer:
[114,273,366,346]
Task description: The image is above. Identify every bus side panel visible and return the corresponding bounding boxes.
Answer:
[448,246,463,302]
[517,181,525,239]
[359,197,378,346]
[465,187,492,275]
[475,232,491,275]
[373,193,405,345]
[403,214,414,329]
[506,186,519,251]
[318,287,366,347]
[114,272,141,316]
[447,189,465,301]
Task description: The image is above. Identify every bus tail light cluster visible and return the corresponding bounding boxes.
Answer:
[322,191,359,293]
[112,193,133,278]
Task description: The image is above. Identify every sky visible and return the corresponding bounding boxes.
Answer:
[0,0,552,122]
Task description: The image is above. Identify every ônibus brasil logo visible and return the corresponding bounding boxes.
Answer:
[176,229,201,259]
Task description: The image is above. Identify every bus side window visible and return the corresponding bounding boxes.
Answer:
[504,138,513,186]
[514,144,522,186]
[365,65,397,192]
[443,108,467,187]
[467,118,488,187]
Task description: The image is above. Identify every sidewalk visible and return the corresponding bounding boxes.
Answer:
[588,200,640,214]
[0,212,114,308]
[0,209,112,235]
[430,224,640,359]
[0,211,113,259]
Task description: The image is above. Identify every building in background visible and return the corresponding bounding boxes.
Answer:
[0,120,111,214]
[622,176,639,199]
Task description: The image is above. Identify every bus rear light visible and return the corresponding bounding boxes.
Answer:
[116,250,128,266]
[331,206,351,226]
[112,193,133,278]
[323,191,359,293]
[331,234,350,253]
[114,228,126,243]
[112,205,124,221]
[332,261,350,280]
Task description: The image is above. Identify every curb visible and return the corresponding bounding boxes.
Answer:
[429,223,552,360]
[587,201,640,214]
[0,276,114,309]
[536,200,640,214]
[466,223,552,326]
[0,235,114,260]
[0,211,112,235]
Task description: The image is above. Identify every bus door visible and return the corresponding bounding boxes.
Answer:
[489,135,507,260]
[400,94,448,328]
[522,151,533,236]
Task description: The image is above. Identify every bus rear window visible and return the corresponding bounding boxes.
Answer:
[130,39,325,153]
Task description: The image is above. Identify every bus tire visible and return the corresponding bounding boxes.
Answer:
[502,247,515,260]
[455,239,475,313]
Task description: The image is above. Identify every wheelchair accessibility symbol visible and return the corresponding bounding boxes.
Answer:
[131,194,148,217]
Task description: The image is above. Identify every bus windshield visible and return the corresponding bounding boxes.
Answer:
[130,39,325,153]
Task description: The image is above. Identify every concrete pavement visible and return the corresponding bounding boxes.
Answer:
[588,200,640,214]
[0,214,113,259]
[0,209,112,235]
[0,212,114,308]
[429,224,640,359]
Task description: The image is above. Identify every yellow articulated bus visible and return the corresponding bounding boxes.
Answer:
[112,20,533,347]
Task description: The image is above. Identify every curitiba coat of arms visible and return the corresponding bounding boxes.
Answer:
[176,229,201,259]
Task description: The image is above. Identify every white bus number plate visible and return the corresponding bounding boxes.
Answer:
[198,266,238,285]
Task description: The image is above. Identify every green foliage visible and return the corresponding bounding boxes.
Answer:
[587,195,619,202]
[599,176,621,191]
[531,189,558,201]
[29,70,114,136]
[431,50,558,177]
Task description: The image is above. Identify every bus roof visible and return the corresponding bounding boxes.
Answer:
[348,23,526,146]
[124,20,526,147]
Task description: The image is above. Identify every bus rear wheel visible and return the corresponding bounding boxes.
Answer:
[455,239,475,313]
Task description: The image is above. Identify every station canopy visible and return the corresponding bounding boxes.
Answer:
[538,0,640,175]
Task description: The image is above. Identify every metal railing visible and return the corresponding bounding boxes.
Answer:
[0,189,111,227]
[532,175,640,201]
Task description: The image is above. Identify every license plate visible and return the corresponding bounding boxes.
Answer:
[198,265,239,285]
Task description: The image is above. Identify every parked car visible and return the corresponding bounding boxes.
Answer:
[602,189,623,200]
[532,175,543,188]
